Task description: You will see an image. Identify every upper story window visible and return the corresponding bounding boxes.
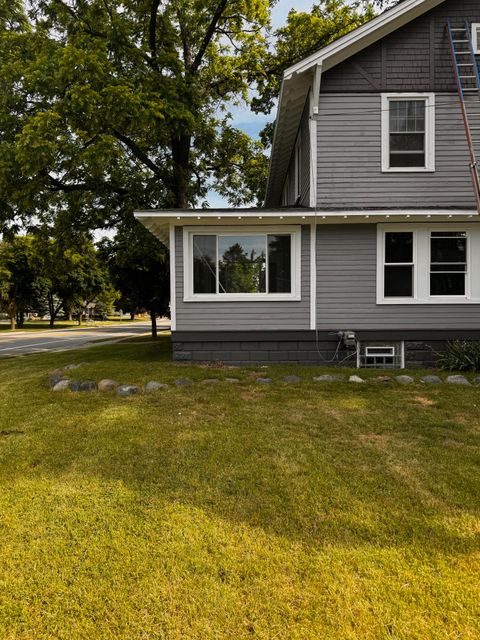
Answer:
[472,23,480,54]
[184,226,301,302]
[381,93,435,173]
[377,224,478,305]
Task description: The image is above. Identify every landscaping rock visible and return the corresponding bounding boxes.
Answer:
[313,374,345,382]
[349,375,365,383]
[257,377,273,384]
[282,375,301,383]
[225,377,240,383]
[446,375,470,386]
[50,368,64,377]
[421,375,442,385]
[395,375,414,385]
[52,379,71,391]
[79,380,97,392]
[116,385,142,396]
[49,374,65,388]
[474,376,480,386]
[175,378,193,386]
[98,379,119,392]
[145,381,169,392]
[64,363,85,371]
[375,376,392,383]
[68,380,82,392]
[200,379,219,385]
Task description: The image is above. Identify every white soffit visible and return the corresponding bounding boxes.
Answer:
[265,0,447,207]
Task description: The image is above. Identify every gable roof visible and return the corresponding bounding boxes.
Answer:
[264,0,447,207]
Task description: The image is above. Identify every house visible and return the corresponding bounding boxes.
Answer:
[136,0,480,369]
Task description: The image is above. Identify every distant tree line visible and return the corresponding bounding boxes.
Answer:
[0,222,169,334]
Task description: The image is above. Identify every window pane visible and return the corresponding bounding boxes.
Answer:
[385,232,413,263]
[431,236,466,263]
[218,236,266,294]
[193,235,216,294]
[268,235,291,293]
[430,273,465,296]
[390,134,425,152]
[384,265,413,297]
[390,152,425,168]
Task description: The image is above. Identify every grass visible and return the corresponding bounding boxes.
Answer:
[0,337,479,639]
[0,317,147,332]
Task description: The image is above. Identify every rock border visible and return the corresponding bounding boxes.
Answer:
[49,369,477,394]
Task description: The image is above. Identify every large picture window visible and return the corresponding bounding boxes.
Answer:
[185,227,301,301]
[381,93,435,172]
[377,225,478,304]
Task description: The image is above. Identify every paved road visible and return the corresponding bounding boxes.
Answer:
[0,320,170,357]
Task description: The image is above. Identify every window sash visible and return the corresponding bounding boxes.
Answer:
[377,225,477,304]
[429,232,467,297]
[187,228,300,301]
[381,93,435,172]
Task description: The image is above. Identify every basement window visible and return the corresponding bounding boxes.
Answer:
[358,343,404,369]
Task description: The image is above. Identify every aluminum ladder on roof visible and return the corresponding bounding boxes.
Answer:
[447,19,480,213]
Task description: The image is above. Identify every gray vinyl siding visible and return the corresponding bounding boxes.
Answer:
[316,93,477,209]
[174,225,311,331]
[321,0,480,94]
[316,224,480,330]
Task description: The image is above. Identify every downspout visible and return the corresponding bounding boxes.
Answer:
[310,63,322,332]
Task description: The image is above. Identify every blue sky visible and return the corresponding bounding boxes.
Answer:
[208,1,315,207]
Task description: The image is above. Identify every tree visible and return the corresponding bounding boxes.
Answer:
[253,1,376,116]
[0,0,273,236]
[99,220,169,338]
[0,236,47,329]
[33,234,117,327]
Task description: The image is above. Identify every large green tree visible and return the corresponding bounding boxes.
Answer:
[0,0,273,234]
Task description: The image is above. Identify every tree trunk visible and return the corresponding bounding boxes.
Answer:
[130,311,135,321]
[47,292,56,327]
[150,309,157,338]
[17,310,25,328]
[9,314,16,330]
[171,134,191,208]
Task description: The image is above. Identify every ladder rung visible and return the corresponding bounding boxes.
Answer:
[458,63,474,66]
[454,40,469,43]
[460,75,476,78]
[463,88,479,91]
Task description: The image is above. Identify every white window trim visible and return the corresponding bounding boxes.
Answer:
[377,223,480,305]
[381,93,435,173]
[183,225,302,302]
[473,23,480,54]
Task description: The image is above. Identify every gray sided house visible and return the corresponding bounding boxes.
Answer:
[137,0,480,369]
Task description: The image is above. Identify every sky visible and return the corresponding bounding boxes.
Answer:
[207,1,315,207]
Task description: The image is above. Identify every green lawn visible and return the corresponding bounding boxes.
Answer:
[0,338,479,639]
[0,317,147,331]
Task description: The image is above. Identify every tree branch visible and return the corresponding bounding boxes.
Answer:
[149,0,160,71]
[190,0,229,74]
[112,129,162,176]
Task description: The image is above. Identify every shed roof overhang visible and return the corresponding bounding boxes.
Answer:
[134,207,477,247]
[264,0,448,207]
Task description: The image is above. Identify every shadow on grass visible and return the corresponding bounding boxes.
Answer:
[0,336,479,560]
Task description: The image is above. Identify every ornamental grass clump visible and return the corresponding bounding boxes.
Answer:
[438,340,480,372]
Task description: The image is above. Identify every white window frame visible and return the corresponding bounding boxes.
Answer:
[377,223,480,304]
[472,23,480,54]
[183,225,302,302]
[381,93,435,173]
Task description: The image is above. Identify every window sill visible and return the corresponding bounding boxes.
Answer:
[184,294,301,303]
[381,167,435,173]
[377,297,479,305]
